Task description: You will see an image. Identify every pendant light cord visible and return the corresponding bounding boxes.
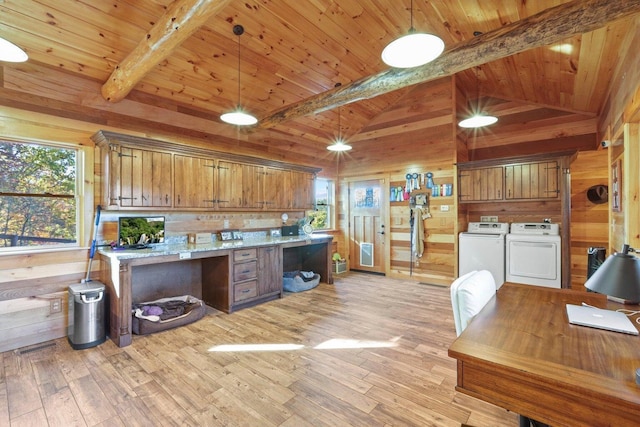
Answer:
[237,30,241,107]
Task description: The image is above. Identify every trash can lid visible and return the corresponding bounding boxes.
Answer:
[69,281,105,295]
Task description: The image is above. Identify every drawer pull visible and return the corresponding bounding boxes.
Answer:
[241,289,251,293]
[242,270,251,274]
[241,253,251,257]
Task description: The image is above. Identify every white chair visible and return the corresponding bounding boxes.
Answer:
[450,269,497,336]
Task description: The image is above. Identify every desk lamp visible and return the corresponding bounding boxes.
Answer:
[584,244,640,304]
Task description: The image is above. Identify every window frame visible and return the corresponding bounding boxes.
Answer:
[310,177,334,231]
[0,137,88,254]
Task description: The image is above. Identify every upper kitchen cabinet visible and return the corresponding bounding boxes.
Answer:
[92,131,320,212]
[174,155,216,208]
[290,170,315,210]
[95,139,173,209]
[458,157,564,203]
[262,167,290,210]
[458,166,504,202]
[504,161,559,200]
[217,161,264,210]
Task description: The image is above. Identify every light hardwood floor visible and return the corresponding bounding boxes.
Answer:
[1,272,517,426]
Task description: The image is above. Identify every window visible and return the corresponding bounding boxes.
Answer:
[0,140,79,250]
[308,178,334,230]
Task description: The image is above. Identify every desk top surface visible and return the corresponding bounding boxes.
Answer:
[98,233,333,261]
[448,283,640,405]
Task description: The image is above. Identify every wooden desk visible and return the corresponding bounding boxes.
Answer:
[448,283,640,426]
[98,235,333,347]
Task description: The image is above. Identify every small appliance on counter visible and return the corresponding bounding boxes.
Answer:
[281,225,299,236]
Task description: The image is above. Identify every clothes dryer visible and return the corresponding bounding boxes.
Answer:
[506,223,561,288]
[459,222,509,289]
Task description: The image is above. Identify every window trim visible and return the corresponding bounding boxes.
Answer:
[0,137,90,254]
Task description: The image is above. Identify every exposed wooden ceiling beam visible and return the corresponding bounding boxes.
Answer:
[258,0,640,129]
[101,0,232,103]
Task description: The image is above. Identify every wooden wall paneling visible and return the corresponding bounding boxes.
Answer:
[0,291,68,353]
[624,123,640,251]
[569,150,609,289]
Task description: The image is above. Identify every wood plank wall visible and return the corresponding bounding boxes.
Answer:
[568,150,609,289]
[338,78,457,285]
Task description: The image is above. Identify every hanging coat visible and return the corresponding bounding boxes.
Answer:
[411,207,425,258]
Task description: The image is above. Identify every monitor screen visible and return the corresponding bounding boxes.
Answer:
[117,216,165,248]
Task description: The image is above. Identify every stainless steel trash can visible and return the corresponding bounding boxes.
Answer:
[68,282,106,350]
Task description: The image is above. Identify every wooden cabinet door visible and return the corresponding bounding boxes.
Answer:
[118,147,172,207]
[174,155,216,208]
[258,246,281,296]
[291,171,315,210]
[458,167,504,202]
[242,164,264,209]
[505,161,559,200]
[217,161,243,208]
[263,167,289,210]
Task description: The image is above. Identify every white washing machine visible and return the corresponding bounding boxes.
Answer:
[506,223,561,288]
[459,222,509,289]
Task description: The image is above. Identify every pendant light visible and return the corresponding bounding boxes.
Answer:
[220,25,257,126]
[458,64,498,128]
[327,86,352,152]
[0,37,28,62]
[381,0,444,68]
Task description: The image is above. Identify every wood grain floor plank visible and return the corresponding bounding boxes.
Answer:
[41,387,85,427]
[1,272,519,426]
[4,351,43,420]
[67,374,118,426]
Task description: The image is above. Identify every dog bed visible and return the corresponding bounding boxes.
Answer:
[131,295,206,335]
[283,271,320,292]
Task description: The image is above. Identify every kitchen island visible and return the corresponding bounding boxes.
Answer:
[98,234,333,347]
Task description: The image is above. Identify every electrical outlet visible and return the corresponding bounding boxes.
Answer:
[441,205,449,212]
[480,215,499,222]
[223,219,230,229]
[50,298,61,314]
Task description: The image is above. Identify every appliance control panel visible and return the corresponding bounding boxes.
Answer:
[467,222,509,234]
[510,222,559,235]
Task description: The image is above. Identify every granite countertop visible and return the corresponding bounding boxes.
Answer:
[98,233,332,260]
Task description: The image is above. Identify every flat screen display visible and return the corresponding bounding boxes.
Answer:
[117,216,165,249]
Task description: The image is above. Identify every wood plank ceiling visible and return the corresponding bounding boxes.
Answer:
[0,0,637,165]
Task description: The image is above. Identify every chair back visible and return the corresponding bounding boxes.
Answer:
[451,270,496,336]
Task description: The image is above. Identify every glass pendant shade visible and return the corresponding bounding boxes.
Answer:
[327,140,352,152]
[458,64,497,128]
[382,32,444,68]
[220,110,257,126]
[327,95,351,152]
[458,113,498,128]
[0,37,28,62]
[220,25,256,126]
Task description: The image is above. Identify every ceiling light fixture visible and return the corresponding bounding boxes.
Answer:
[458,62,498,128]
[220,25,257,126]
[327,85,352,152]
[381,0,444,68]
[0,37,28,62]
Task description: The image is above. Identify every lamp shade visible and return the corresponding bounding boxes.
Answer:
[220,110,257,126]
[381,32,444,68]
[0,37,28,62]
[584,245,640,303]
[327,141,352,152]
[458,113,498,128]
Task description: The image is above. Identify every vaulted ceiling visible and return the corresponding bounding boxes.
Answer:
[0,0,638,166]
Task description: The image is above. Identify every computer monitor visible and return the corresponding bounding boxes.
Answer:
[117,216,165,249]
